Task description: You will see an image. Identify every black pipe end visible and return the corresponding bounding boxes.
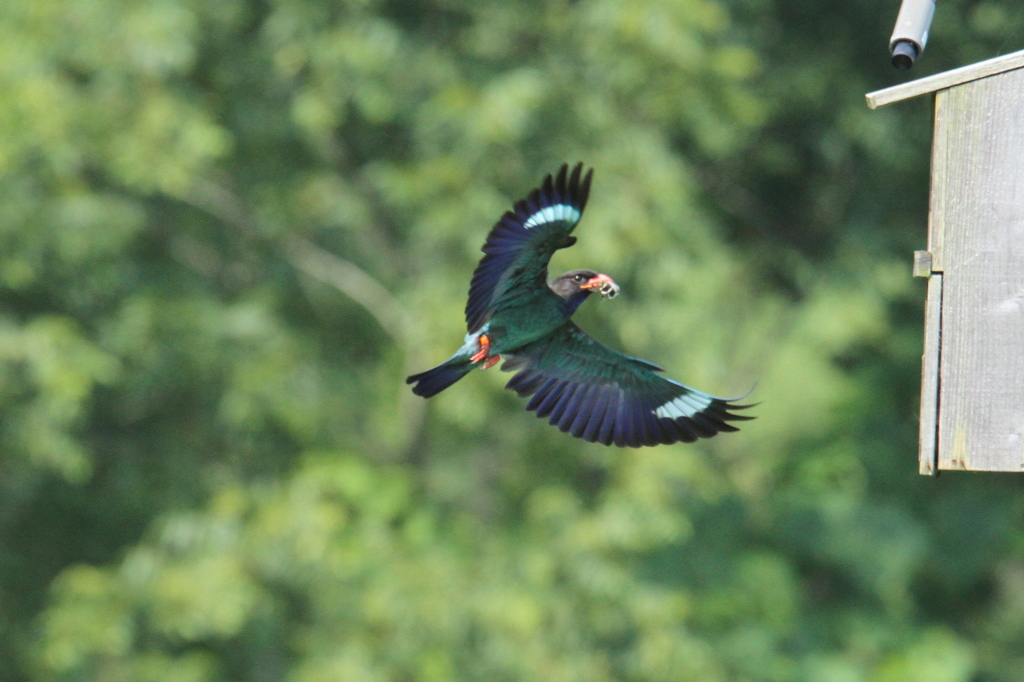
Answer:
[891,40,919,70]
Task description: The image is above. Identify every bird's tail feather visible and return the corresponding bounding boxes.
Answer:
[406,357,474,397]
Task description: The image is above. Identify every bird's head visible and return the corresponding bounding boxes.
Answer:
[550,269,620,314]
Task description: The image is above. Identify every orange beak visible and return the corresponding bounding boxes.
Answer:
[581,273,620,299]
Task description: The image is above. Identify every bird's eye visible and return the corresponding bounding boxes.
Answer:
[574,274,585,283]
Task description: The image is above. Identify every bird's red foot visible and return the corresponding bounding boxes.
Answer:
[470,334,491,363]
[480,354,501,370]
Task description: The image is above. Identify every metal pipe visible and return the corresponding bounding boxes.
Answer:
[889,0,936,69]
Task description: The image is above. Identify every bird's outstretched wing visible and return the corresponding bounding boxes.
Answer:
[466,163,593,333]
[502,323,754,447]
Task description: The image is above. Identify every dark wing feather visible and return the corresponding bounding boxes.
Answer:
[503,323,754,447]
[466,163,593,333]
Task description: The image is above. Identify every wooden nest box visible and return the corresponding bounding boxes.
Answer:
[867,49,1024,474]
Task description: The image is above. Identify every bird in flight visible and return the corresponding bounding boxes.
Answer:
[407,163,753,446]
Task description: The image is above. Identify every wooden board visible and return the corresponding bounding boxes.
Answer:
[919,273,941,476]
[866,49,1024,109]
[931,71,1024,471]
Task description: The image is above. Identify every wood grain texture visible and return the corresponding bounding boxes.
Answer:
[932,70,1024,471]
[919,273,942,475]
[913,250,933,278]
[866,49,1024,109]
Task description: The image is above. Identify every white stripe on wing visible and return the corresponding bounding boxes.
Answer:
[523,204,581,229]
[653,392,713,419]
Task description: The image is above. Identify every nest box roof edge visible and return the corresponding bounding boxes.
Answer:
[866,48,1024,109]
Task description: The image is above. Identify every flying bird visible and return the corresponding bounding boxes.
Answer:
[407,163,753,446]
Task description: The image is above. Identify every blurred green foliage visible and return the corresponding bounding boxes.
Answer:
[1,0,1023,680]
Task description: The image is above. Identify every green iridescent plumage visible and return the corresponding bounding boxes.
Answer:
[407,163,753,447]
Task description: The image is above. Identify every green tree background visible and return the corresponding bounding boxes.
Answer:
[1,0,1022,680]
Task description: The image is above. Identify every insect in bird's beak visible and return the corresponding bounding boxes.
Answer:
[581,273,620,299]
